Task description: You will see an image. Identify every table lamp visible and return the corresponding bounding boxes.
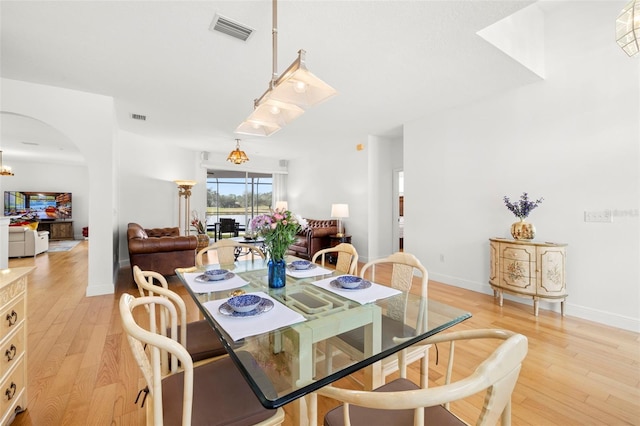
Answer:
[331,204,349,237]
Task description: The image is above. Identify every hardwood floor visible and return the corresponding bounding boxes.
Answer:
[7,240,640,425]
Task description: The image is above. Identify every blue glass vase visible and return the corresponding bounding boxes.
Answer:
[268,258,286,288]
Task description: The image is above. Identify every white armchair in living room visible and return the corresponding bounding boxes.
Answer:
[8,226,49,258]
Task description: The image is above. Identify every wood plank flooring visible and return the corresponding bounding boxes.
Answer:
[7,240,640,425]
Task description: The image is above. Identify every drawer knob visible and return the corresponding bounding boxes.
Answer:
[5,382,16,401]
[6,310,17,327]
[5,345,16,362]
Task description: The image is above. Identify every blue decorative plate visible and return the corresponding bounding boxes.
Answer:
[287,262,316,271]
[218,298,274,317]
[330,279,372,291]
[195,272,235,283]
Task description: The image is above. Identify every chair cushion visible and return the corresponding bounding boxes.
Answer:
[324,378,466,426]
[161,353,279,426]
[184,320,227,361]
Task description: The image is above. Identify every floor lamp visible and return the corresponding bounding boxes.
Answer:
[175,180,196,235]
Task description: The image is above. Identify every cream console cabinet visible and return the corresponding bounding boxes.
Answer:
[489,238,567,316]
[0,267,32,425]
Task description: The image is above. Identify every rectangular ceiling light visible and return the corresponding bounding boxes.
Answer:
[210,14,254,41]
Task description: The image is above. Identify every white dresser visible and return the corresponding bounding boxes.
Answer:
[489,238,567,316]
[0,267,32,425]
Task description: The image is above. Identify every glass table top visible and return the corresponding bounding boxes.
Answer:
[177,256,471,409]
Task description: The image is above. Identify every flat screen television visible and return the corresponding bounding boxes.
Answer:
[4,191,72,220]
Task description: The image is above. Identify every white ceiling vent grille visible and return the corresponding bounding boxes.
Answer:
[209,13,254,41]
[130,113,146,121]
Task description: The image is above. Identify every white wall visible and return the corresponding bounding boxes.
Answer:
[117,131,289,266]
[288,138,371,262]
[117,130,205,263]
[404,1,639,331]
[367,135,402,261]
[1,78,116,297]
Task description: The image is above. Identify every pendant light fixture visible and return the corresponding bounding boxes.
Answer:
[616,0,640,57]
[235,0,337,137]
[226,139,250,165]
[0,151,14,176]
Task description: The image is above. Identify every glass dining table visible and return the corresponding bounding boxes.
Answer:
[176,256,471,424]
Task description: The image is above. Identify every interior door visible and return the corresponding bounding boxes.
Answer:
[392,170,404,253]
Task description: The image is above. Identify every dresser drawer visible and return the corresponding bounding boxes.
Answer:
[500,260,535,294]
[0,297,25,339]
[500,244,535,262]
[0,357,24,419]
[0,326,24,381]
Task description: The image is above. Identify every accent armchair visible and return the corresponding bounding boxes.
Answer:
[8,226,49,258]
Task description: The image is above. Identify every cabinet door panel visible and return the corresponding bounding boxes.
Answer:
[537,248,567,296]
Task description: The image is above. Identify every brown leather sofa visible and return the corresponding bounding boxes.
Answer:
[127,223,197,276]
[286,219,338,260]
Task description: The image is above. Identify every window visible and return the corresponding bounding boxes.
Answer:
[206,171,273,230]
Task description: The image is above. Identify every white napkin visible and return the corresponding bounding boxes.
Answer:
[203,291,306,341]
[286,264,333,278]
[182,271,249,294]
[311,275,401,305]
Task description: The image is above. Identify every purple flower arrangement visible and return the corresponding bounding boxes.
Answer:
[503,192,543,219]
[250,208,307,261]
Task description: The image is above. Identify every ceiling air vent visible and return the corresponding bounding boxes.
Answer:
[209,13,254,41]
[130,113,146,121]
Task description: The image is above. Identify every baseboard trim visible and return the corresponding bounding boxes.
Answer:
[429,273,639,333]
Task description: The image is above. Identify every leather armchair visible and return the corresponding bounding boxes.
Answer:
[127,223,197,276]
[287,219,337,260]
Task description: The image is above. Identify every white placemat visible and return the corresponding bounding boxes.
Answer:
[182,271,249,293]
[203,291,306,341]
[311,275,401,305]
[286,264,333,278]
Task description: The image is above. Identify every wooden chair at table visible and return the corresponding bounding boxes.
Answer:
[132,265,227,365]
[315,329,528,426]
[120,293,285,426]
[325,252,431,389]
[312,243,359,275]
[195,238,266,267]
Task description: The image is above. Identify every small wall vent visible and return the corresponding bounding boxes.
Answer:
[209,13,254,41]
[130,113,147,121]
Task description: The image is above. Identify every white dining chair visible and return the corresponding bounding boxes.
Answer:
[325,252,431,388]
[316,329,528,426]
[196,238,265,266]
[132,265,227,365]
[312,243,359,275]
[120,292,285,426]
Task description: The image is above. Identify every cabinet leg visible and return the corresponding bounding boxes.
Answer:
[534,298,539,316]
[561,300,565,316]
[498,291,503,307]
